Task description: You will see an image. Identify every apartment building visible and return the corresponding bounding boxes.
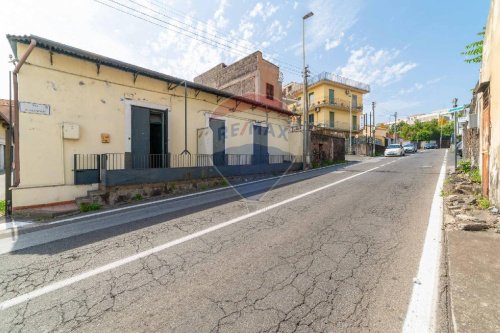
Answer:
[283,72,370,140]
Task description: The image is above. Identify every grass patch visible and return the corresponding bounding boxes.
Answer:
[219,179,229,187]
[132,193,143,201]
[458,160,471,173]
[477,197,491,209]
[440,190,450,197]
[469,168,481,183]
[199,183,209,190]
[80,202,101,212]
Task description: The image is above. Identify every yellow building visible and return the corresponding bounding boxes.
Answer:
[477,0,500,204]
[7,35,297,209]
[283,72,370,139]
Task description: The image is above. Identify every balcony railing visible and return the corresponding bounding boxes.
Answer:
[312,121,361,132]
[286,72,371,96]
[292,98,363,113]
[309,72,371,92]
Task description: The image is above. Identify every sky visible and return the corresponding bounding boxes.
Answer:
[0,0,491,123]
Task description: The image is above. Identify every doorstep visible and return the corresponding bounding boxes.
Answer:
[13,202,80,220]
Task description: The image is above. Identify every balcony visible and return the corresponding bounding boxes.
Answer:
[311,121,361,132]
[292,98,363,113]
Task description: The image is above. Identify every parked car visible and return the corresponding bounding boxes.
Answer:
[384,144,405,157]
[424,143,439,149]
[403,143,417,153]
[457,141,463,157]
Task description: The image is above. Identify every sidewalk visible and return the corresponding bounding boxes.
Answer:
[446,229,500,332]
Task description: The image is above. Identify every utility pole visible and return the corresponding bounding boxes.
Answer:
[348,90,352,155]
[5,72,13,218]
[302,11,314,170]
[372,102,376,157]
[369,112,372,155]
[439,111,443,149]
[363,113,371,156]
[390,112,398,143]
[452,98,458,170]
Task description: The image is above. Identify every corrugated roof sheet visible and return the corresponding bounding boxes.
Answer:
[6,34,293,116]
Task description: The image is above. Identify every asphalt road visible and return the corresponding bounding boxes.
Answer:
[0,150,446,332]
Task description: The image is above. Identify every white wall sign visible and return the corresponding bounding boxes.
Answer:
[20,102,51,115]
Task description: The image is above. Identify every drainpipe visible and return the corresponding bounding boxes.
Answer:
[180,81,190,155]
[12,38,37,186]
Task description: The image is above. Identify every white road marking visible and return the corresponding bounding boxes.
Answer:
[403,150,448,332]
[0,160,398,310]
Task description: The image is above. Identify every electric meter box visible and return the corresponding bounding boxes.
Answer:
[63,123,80,139]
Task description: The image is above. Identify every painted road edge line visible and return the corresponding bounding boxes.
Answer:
[0,160,395,311]
[403,149,448,332]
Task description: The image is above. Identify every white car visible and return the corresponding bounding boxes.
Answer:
[384,144,405,157]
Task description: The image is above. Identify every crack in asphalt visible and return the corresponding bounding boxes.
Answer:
[0,154,440,332]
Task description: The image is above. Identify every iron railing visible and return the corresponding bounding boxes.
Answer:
[91,153,303,171]
[73,154,100,184]
[309,72,371,92]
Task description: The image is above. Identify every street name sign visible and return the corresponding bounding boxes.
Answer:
[448,106,464,113]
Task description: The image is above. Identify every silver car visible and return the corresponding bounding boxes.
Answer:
[384,144,405,157]
[403,143,417,153]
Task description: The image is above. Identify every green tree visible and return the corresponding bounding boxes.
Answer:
[462,27,485,64]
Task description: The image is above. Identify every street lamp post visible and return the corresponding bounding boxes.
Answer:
[302,11,313,170]
[452,98,458,170]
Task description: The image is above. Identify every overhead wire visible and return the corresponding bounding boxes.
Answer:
[143,0,306,74]
[94,0,305,76]
[93,0,320,79]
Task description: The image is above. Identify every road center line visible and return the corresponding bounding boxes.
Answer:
[0,161,396,311]
[403,150,448,332]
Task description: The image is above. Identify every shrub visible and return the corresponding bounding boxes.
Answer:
[132,193,143,201]
[0,200,5,215]
[477,197,490,209]
[80,202,101,212]
[469,168,481,183]
[458,160,471,173]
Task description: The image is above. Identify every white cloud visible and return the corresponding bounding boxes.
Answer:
[377,99,421,117]
[302,0,362,53]
[214,0,229,28]
[325,32,344,51]
[399,82,423,95]
[338,46,417,87]
[250,2,279,21]
[426,77,442,85]
[267,20,287,43]
[293,2,298,9]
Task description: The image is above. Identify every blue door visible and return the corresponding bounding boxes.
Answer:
[253,125,268,165]
[209,119,226,166]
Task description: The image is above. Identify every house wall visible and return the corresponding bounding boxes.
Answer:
[193,51,283,109]
[481,0,500,205]
[292,82,364,131]
[13,43,291,207]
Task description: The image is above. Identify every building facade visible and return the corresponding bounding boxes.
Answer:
[8,35,296,209]
[193,51,283,110]
[0,99,11,170]
[478,0,500,204]
[283,72,370,140]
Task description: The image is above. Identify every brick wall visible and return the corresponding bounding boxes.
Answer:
[193,52,259,91]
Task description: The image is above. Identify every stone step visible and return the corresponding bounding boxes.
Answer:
[13,202,80,220]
